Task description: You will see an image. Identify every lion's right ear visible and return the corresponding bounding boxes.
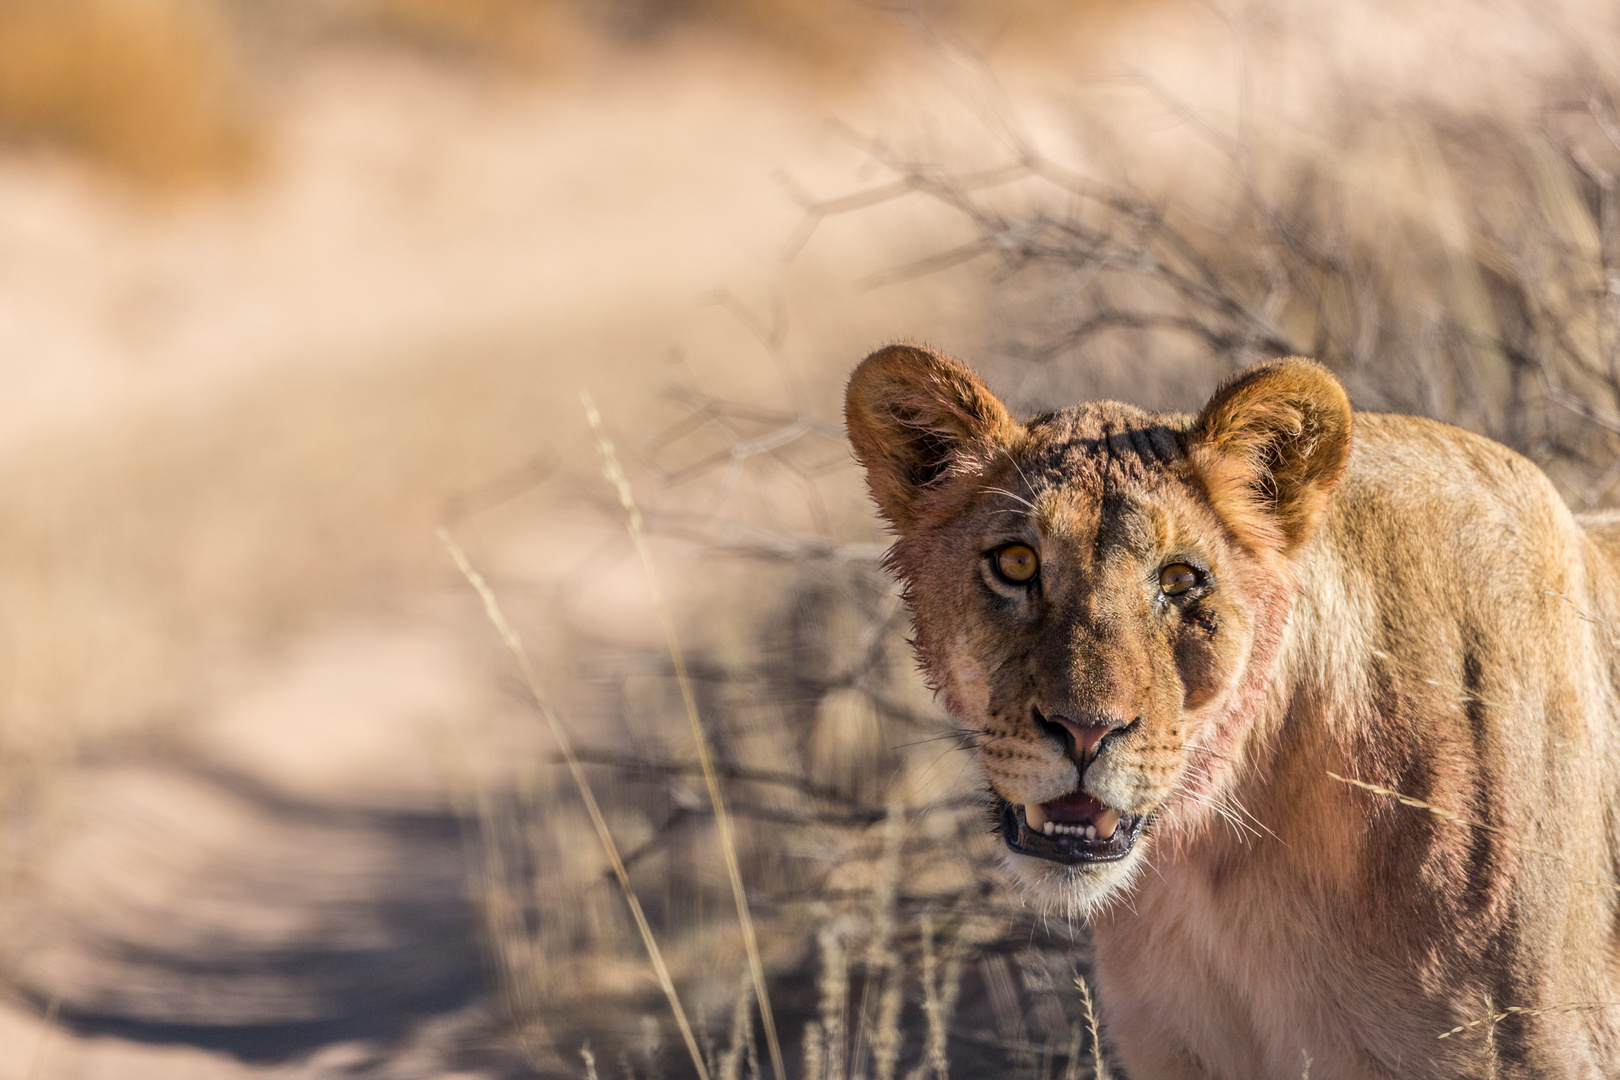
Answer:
[845,344,1019,531]
[1190,358,1353,555]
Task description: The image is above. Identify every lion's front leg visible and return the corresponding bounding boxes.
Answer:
[1106,1028,1219,1080]
[1095,960,1273,1080]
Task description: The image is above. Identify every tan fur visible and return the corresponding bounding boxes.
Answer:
[846,343,1620,1079]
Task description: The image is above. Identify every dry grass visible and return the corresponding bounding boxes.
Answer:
[584,393,789,1080]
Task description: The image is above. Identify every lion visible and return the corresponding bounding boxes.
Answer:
[845,343,1620,1079]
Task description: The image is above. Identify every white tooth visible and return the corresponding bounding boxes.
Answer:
[1084,825,1096,840]
[1043,821,1054,836]
[1095,808,1122,839]
[1025,803,1050,832]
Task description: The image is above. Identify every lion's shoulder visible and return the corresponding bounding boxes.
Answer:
[1326,412,1577,565]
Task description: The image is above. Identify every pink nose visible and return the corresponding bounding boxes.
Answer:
[1055,719,1115,758]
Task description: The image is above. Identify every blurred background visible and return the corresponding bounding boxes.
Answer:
[2,0,1620,1076]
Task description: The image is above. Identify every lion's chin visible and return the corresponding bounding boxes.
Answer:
[996,844,1147,920]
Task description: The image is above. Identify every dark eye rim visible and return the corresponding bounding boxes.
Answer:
[988,542,1040,586]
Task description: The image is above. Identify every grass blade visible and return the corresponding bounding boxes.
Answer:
[583,390,789,1080]
[440,528,711,1080]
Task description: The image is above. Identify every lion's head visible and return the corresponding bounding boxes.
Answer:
[846,344,1352,915]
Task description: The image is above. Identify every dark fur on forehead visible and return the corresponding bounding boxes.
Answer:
[1021,401,1193,492]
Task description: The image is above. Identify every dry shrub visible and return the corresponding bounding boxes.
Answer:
[314,0,574,67]
[809,29,1620,506]
[0,0,256,188]
[453,330,1111,1074]
[466,10,1620,1077]
[609,0,1118,77]
[318,0,1104,80]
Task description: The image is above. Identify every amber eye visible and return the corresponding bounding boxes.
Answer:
[993,544,1039,584]
[1160,563,1199,596]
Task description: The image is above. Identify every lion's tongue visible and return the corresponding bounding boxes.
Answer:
[1047,791,1105,820]
[1023,792,1123,839]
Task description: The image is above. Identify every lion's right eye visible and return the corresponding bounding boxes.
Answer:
[993,544,1039,584]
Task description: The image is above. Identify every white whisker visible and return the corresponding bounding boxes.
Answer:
[980,485,1040,514]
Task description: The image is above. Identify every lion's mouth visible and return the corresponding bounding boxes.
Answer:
[996,790,1145,864]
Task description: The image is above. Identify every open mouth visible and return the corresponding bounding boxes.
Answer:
[996,790,1146,864]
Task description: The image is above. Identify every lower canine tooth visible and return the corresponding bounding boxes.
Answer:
[1095,808,1122,839]
[1025,803,1050,832]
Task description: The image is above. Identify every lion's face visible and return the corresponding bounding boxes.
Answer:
[902,418,1282,909]
[846,347,1351,916]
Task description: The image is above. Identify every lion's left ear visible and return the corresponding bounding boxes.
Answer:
[1190,358,1353,554]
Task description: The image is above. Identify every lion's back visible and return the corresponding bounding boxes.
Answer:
[1326,412,1586,643]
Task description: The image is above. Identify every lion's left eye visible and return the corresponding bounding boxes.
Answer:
[1160,563,1199,596]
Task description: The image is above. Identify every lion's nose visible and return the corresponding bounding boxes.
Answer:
[1059,720,1115,757]
[1033,706,1127,762]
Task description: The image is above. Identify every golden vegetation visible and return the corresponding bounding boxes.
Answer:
[319,0,573,67]
[0,0,256,188]
[0,0,1101,187]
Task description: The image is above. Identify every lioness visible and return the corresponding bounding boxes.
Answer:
[846,344,1620,1078]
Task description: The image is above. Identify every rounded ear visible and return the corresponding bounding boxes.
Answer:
[846,344,1019,530]
[1190,358,1353,554]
